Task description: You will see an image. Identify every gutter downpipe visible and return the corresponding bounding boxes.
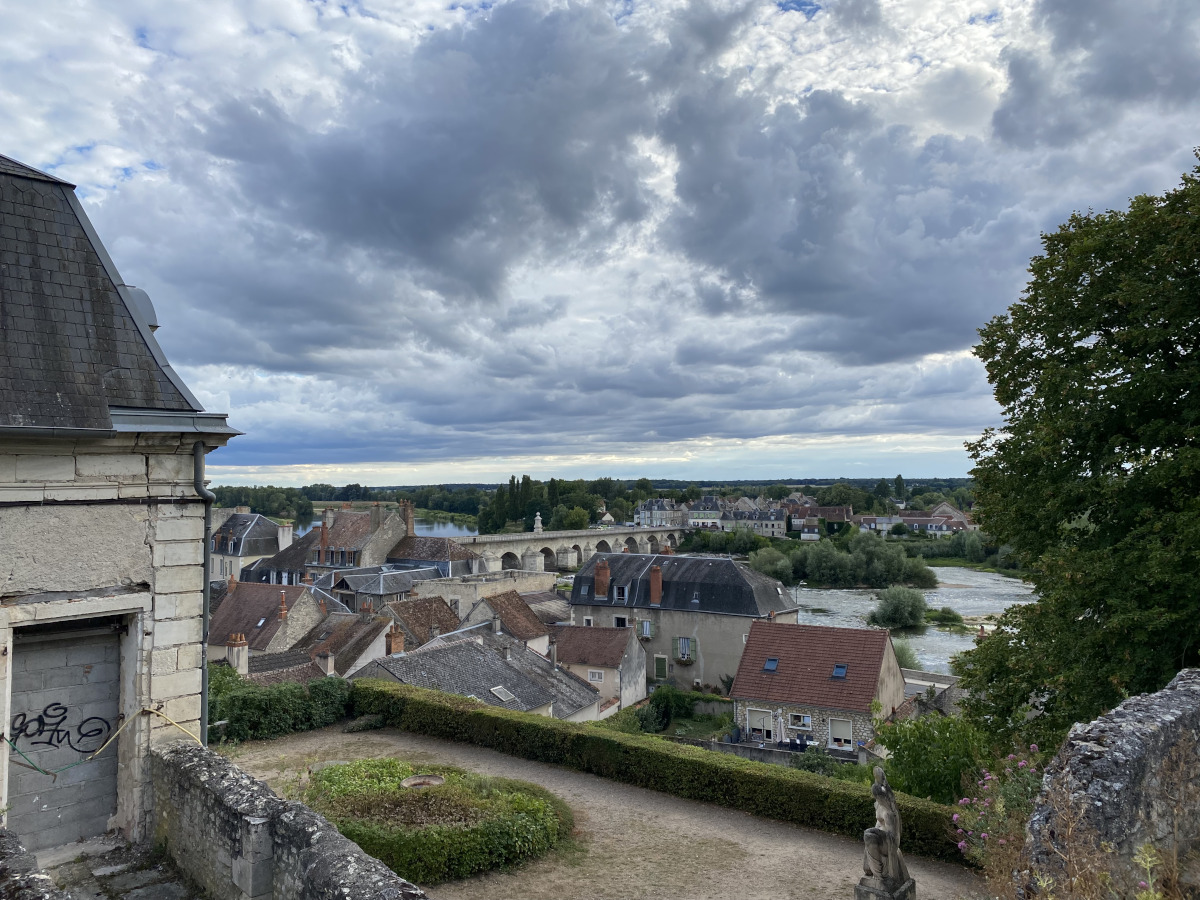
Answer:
[193,441,216,746]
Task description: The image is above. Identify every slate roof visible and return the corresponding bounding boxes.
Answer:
[360,640,556,714]
[255,528,320,574]
[549,625,630,669]
[386,597,461,647]
[212,513,279,557]
[0,153,216,433]
[208,583,309,651]
[482,590,550,640]
[291,612,392,676]
[730,620,893,713]
[521,590,571,625]
[387,535,479,562]
[570,554,792,617]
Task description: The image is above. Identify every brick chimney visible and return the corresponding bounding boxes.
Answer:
[399,500,415,537]
[227,634,248,676]
[341,501,352,510]
[594,559,610,599]
[319,521,329,553]
[279,592,289,620]
[386,625,404,655]
[317,651,336,676]
[370,502,382,532]
[650,565,662,606]
[228,572,237,591]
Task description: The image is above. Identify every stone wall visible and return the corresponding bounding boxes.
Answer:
[1,436,218,846]
[1025,667,1200,889]
[151,742,427,900]
[0,828,70,900]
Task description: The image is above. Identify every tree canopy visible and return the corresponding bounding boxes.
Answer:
[958,158,1200,747]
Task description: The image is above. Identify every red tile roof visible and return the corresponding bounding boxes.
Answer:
[482,590,550,641]
[730,621,892,713]
[208,583,310,651]
[548,625,630,668]
[387,597,461,648]
[388,535,479,561]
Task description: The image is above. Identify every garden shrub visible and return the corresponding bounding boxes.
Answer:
[874,714,986,804]
[350,679,958,861]
[215,674,352,742]
[304,758,569,884]
[866,586,929,629]
[925,606,965,626]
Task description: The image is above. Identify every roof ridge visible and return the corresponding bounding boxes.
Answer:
[0,152,75,186]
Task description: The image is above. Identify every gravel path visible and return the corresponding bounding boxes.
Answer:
[226,726,979,900]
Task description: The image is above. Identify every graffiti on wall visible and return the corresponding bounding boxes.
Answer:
[10,703,114,755]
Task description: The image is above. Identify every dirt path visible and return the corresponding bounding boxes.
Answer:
[225,727,979,900]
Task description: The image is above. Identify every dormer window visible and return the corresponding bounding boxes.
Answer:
[615,586,626,603]
[763,657,778,672]
[832,663,848,679]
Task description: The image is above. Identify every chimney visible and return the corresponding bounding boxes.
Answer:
[341,501,352,510]
[228,572,237,591]
[318,594,327,616]
[279,592,289,620]
[317,651,336,676]
[431,623,440,638]
[227,634,248,676]
[503,646,511,661]
[323,506,335,528]
[594,559,610,598]
[277,523,293,551]
[492,615,502,634]
[235,506,250,514]
[320,521,329,552]
[400,500,415,537]
[370,502,382,532]
[304,573,313,585]
[548,637,557,667]
[650,565,662,606]
[386,625,404,655]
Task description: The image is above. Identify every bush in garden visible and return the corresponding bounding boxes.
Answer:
[952,743,1045,865]
[215,675,352,742]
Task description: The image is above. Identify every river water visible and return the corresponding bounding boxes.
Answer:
[789,567,1034,673]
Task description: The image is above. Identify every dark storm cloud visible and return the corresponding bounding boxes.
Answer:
[993,0,1200,148]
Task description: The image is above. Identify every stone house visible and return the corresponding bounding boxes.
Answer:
[0,153,236,850]
[207,581,326,665]
[210,509,292,579]
[385,597,462,650]
[460,589,552,656]
[386,534,482,577]
[634,498,688,527]
[241,611,393,683]
[548,624,646,713]
[407,570,557,617]
[730,508,788,537]
[729,621,905,755]
[569,554,797,689]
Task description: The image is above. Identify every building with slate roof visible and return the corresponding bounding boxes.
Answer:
[386,597,462,650]
[729,620,905,758]
[459,588,551,655]
[0,152,237,850]
[548,624,646,712]
[208,582,324,658]
[387,534,482,577]
[210,510,293,579]
[569,553,797,689]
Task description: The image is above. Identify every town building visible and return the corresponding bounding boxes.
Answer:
[210,509,292,579]
[548,625,646,713]
[569,554,797,689]
[0,153,236,849]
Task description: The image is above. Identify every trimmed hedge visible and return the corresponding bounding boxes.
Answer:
[304,759,568,884]
[217,676,352,742]
[350,679,959,862]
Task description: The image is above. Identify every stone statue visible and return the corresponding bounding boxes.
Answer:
[534,512,543,533]
[856,767,914,900]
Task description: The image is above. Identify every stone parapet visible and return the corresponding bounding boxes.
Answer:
[151,743,426,900]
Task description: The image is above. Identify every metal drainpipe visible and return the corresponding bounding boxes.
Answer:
[193,441,216,745]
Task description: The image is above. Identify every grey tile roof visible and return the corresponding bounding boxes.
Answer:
[1,156,201,431]
[570,553,792,617]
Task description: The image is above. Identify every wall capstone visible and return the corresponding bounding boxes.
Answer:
[1024,667,1200,891]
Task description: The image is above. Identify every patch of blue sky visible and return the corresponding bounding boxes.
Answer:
[134,27,151,49]
[611,0,636,26]
[143,160,164,171]
[448,0,494,13]
[909,53,931,70]
[777,0,821,20]
[968,10,1001,25]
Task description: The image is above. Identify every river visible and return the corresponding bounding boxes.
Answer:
[789,567,1034,673]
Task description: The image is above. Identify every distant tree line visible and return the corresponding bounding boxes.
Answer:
[210,485,314,523]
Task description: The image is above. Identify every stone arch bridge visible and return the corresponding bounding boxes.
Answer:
[456,526,690,573]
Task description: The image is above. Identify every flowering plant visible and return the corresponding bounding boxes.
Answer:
[953,744,1044,866]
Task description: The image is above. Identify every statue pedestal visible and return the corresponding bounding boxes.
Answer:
[855,876,915,900]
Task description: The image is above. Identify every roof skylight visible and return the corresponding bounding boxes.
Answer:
[763,657,778,672]
[832,663,848,679]
[491,685,516,702]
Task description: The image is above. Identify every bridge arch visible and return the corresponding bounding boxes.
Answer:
[623,536,639,553]
[595,539,612,554]
[571,543,584,566]
[501,551,522,570]
[647,534,661,554]
[540,547,557,571]
[667,533,678,548]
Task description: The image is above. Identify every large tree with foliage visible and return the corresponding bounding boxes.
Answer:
[959,159,1200,748]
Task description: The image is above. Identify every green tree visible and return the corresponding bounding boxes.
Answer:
[960,158,1200,747]
[894,474,907,501]
[866,586,928,629]
[875,714,984,804]
[562,507,590,530]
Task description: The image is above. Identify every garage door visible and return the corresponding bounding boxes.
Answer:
[6,624,121,851]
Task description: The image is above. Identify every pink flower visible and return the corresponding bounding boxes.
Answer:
[957,828,964,835]
[953,814,959,822]
[1018,760,1027,768]
[957,841,967,852]
[981,833,988,840]
[1007,754,1016,760]
[1030,744,1039,752]
[1138,882,1148,890]
[999,839,1007,846]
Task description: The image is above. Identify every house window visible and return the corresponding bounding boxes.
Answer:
[742,633,748,643]
[832,663,848,679]
[691,591,700,603]
[583,617,593,627]
[614,616,627,629]
[615,586,627,603]
[581,585,589,596]
[339,548,347,565]
[677,636,692,660]
[588,670,604,683]
[789,713,812,731]
[829,718,854,749]
[640,620,653,638]
[653,655,668,680]
[748,708,773,742]
[763,657,778,672]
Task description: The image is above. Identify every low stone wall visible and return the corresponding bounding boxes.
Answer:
[0,829,70,900]
[1025,667,1200,888]
[151,742,427,900]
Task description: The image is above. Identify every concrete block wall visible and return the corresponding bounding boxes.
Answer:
[152,743,427,900]
[0,434,222,846]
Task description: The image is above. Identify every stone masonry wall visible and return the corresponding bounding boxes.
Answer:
[1024,668,1200,889]
[1,435,216,845]
[151,742,427,900]
[0,828,71,900]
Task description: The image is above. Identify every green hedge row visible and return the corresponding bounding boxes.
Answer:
[350,679,958,862]
[216,676,352,742]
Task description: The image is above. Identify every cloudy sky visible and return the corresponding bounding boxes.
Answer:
[4,0,1197,485]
